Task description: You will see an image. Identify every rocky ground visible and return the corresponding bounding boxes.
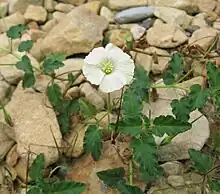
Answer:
[0,0,220,193]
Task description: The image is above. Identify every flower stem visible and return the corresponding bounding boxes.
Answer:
[129,160,133,186]
[107,93,113,138]
[151,84,190,92]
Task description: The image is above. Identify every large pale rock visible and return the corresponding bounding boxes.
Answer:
[107,0,148,10]
[0,123,15,161]
[142,80,210,161]
[67,141,144,194]
[0,12,25,33]
[8,0,43,14]
[154,7,192,29]
[40,6,108,57]
[80,82,105,110]
[24,5,47,23]
[148,0,199,14]
[189,27,218,51]
[191,13,208,28]
[146,21,188,48]
[0,83,62,166]
[196,0,216,13]
[100,6,115,23]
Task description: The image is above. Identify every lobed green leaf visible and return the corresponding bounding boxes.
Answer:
[6,24,28,39]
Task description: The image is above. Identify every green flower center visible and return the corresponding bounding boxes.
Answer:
[100,60,114,75]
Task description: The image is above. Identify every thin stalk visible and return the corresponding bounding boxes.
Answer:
[151,84,189,92]
[129,160,133,186]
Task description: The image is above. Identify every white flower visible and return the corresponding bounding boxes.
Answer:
[82,43,135,93]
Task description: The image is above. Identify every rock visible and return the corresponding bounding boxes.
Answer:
[148,0,199,14]
[178,76,204,89]
[65,86,80,99]
[185,25,200,35]
[167,175,185,188]
[191,13,208,28]
[213,22,220,30]
[73,74,86,86]
[6,144,19,167]
[108,0,148,10]
[8,0,43,14]
[189,27,218,51]
[80,82,105,110]
[44,0,54,12]
[27,21,39,29]
[0,12,25,33]
[29,38,44,61]
[0,187,10,194]
[28,29,46,42]
[161,161,184,177]
[55,3,75,13]
[52,11,66,22]
[41,19,58,32]
[142,80,210,161]
[55,58,83,79]
[61,0,86,6]
[67,141,144,193]
[141,18,155,30]
[0,82,62,166]
[14,157,29,182]
[0,2,8,18]
[154,7,192,29]
[215,2,220,15]
[147,21,188,48]
[40,6,108,57]
[0,33,21,57]
[0,80,10,101]
[130,24,145,40]
[80,1,101,14]
[0,122,15,162]
[63,123,86,158]
[105,29,133,48]
[115,6,155,24]
[24,5,47,23]
[100,6,115,23]
[196,0,216,13]
[134,47,169,74]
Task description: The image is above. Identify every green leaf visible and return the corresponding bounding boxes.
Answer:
[49,181,86,194]
[79,99,97,119]
[84,125,103,161]
[122,89,143,120]
[171,98,191,122]
[97,167,126,189]
[47,84,63,108]
[153,115,191,137]
[42,53,65,74]
[118,118,142,136]
[188,84,210,110]
[27,187,42,194]
[130,66,150,101]
[163,71,175,85]
[29,154,45,181]
[169,52,183,74]
[130,135,162,181]
[23,72,36,88]
[209,180,220,191]
[117,181,144,194]
[15,55,33,74]
[206,61,220,88]
[188,149,215,174]
[6,24,28,39]
[18,40,33,52]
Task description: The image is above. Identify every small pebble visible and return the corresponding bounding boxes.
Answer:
[130,24,145,40]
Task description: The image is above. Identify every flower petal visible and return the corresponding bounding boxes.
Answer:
[83,63,105,85]
[105,43,131,62]
[99,71,127,93]
[114,59,135,84]
[84,47,106,65]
